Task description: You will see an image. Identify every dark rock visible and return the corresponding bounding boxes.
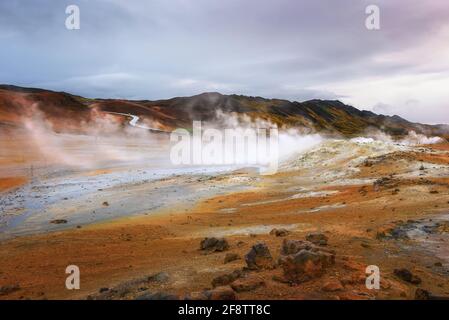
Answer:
[245,242,274,270]
[231,278,265,292]
[211,270,243,287]
[224,253,240,264]
[373,177,399,191]
[148,272,170,284]
[99,287,109,293]
[269,228,289,237]
[305,232,328,246]
[281,239,335,256]
[281,239,314,255]
[200,237,229,252]
[102,201,109,206]
[280,249,335,283]
[415,288,431,300]
[394,268,422,284]
[203,286,237,300]
[50,219,67,224]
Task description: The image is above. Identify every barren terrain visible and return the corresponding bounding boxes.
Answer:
[1,127,449,300]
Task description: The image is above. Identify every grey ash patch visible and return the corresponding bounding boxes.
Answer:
[379,214,449,269]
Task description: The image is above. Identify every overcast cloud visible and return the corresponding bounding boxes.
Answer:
[1,0,449,123]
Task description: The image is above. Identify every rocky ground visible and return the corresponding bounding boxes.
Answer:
[1,137,449,300]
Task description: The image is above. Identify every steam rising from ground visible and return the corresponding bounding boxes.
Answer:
[351,129,444,146]
[212,110,323,160]
[19,107,169,170]
[9,107,445,175]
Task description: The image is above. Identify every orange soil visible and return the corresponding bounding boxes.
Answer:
[0,176,27,192]
[1,145,449,300]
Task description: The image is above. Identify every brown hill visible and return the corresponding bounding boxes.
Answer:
[0,85,447,138]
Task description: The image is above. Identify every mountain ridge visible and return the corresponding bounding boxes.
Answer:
[0,84,447,138]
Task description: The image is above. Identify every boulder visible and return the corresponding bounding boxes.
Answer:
[281,239,314,255]
[245,242,274,270]
[280,249,335,283]
[200,237,229,252]
[281,239,335,256]
[211,270,243,287]
[415,288,431,300]
[270,228,290,237]
[203,286,237,300]
[393,268,421,284]
[305,232,328,246]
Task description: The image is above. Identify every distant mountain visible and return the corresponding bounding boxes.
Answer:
[0,84,447,138]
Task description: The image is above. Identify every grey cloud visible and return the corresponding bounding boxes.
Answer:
[1,0,449,123]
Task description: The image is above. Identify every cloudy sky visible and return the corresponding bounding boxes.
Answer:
[1,0,449,124]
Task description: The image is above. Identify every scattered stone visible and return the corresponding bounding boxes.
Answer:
[394,268,422,284]
[281,239,335,256]
[306,232,328,246]
[50,219,67,224]
[436,221,449,233]
[200,237,229,252]
[203,286,237,300]
[373,177,399,191]
[231,277,265,293]
[245,243,274,270]
[148,272,170,284]
[224,253,240,264]
[415,288,431,300]
[281,239,314,255]
[269,228,290,237]
[211,270,244,287]
[280,249,335,283]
